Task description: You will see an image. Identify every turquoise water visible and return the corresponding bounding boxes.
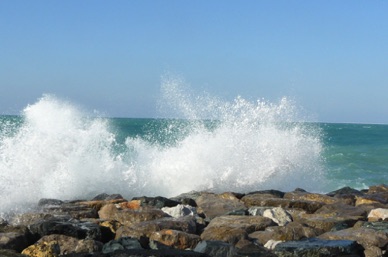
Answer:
[0,93,387,215]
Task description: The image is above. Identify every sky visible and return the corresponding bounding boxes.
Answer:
[1,1,388,123]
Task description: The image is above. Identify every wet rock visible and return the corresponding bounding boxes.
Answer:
[38,198,64,207]
[98,204,169,226]
[283,191,343,205]
[21,241,60,257]
[161,204,197,218]
[200,215,274,245]
[102,237,143,254]
[115,216,197,240]
[367,208,388,221]
[171,191,202,202]
[0,249,28,257]
[194,240,235,257]
[131,196,180,209]
[41,202,99,219]
[249,222,318,245]
[262,207,293,226]
[195,193,246,220]
[296,212,360,233]
[326,186,364,197]
[92,193,124,201]
[0,225,33,252]
[274,238,364,257]
[28,218,102,241]
[149,229,201,250]
[318,227,388,251]
[245,189,286,198]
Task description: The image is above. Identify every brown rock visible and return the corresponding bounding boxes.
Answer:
[368,184,388,194]
[116,216,197,240]
[21,241,60,257]
[195,192,246,219]
[149,229,201,250]
[318,227,388,250]
[98,204,169,226]
[314,202,367,218]
[296,212,361,233]
[200,215,274,245]
[241,193,282,207]
[283,191,342,205]
[249,222,318,245]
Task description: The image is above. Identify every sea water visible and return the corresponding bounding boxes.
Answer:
[0,80,387,216]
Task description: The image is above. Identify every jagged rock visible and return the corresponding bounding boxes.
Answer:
[21,241,60,257]
[28,218,102,241]
[115,216,197,240]
[200,215,274,245]
[149,229,201,250]
[249,222,318,245]
[98,204,169,226]
[247,206,269,216]
[161,204,197,218]
[326,186,364,197]
[102,237,143,253]
[262,207,293,226]
[131,196,180,209]
[194,240,235,257]
[367,208,388,221]
[318,227,388,252]
[0,225,33,252]
[368,184,388,194]
[274,238,364,257]
[92,193,124,201]
[195,193,246,220]
[314,202,367,218]
[295,212,361,232]
[25,234,102,255]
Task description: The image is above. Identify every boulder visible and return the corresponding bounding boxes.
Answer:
[262,207,293,226]
[283,191,343,205]
[249,222,318,245]
[161,205,197,218]
[131,196,180,209]
[367,208,388,221]
[0,249,28,257]
[102,237,143,254]
[21,241,60,257]
[195,193,246,220]
[98,204,170,226]
[0,225,33,252]
[194,240,235,257]
[296,212,361,233]
[115,216,197,240]
[273,238,364,257]
[28,218,102,241]
[200,215,274,245]
[149,229,201,250]
[318,227,388,251]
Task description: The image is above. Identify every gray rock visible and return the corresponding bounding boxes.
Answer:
[194,240,235,257]
[274,238,364,257]
[103,237,143,253]
[263,207,293,226]
[161,204,197,218]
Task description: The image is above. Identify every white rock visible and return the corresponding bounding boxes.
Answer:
[368,208,388,221]
[264,239,283,250]
[161,204,197,218]
[263,207,292,226]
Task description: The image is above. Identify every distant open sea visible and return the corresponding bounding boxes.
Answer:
[0,93,387,215]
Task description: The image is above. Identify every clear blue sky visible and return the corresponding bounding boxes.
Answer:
[1,1,387,123]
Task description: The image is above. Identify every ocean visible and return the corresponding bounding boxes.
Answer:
[0,92,387,217]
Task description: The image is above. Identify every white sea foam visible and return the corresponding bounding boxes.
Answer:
[0,78,326,216]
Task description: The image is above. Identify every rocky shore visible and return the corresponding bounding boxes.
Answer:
[2,184,388,257]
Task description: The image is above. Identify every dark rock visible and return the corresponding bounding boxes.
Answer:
[234,241,278,257]
[0,249,28,257]
[103,237,143,254]
[0,225,33,252]
[92,193,124,201]
[41,201,99,219]
[194,240,235,257]
[245,189,285,198]
[326,186,364,197]
[274,238,365,257]
[28,218,102,241]
[131,196,180,209]
[38,198,64,207]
